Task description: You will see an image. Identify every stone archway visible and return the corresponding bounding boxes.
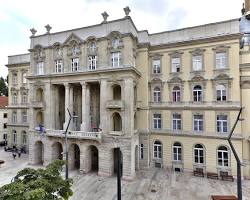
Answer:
[69,143,80,170]
[34,141,44,165]
[52,142,63,160]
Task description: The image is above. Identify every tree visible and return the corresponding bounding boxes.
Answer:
[0,160,73,200]
[0,76,8,96]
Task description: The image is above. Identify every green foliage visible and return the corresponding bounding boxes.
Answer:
[0,76,8,96]
[0,160,73,200]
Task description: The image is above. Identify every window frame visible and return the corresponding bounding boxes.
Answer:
[217,114,228,133]
[71,58,79,72]
[193,114,204,132]
[55,59,63,73]
[193,85,203,102]
[153,141,162,159]
[88,55,97,71]
[111,52,121,68]
[140,144,144,159]
[153,113,162,129]
[216,84,227,101]
[172,113,181,130]
[153,87,161,102]
[36,61,44,75]
[194,144,205,164]
[217,146,229,167]
[173,142,182,162]
[192,55,203,71]
[171,57,181,73]
[152,59,161,74]
[172,86,181,102]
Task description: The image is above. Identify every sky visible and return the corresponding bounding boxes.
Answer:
[0,0,242,79]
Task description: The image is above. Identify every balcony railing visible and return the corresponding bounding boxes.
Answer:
[106,100,124,109]
[46,129,102,141]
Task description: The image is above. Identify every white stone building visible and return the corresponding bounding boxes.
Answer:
[0,96,8,143]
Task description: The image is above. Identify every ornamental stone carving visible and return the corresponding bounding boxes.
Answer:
[102,11,109,23]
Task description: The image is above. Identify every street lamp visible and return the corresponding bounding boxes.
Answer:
[64,108,78,180]
[227,107,243,200]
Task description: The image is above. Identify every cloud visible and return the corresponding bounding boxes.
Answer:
[0,0,242,78]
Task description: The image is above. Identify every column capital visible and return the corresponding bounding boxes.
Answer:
[80,81,86,86]
[64,83,69,88]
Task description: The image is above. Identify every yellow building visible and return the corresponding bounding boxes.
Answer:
[6,2,250,179]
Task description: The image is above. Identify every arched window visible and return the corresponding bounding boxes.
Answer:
[112,38,120,48]
[216,85,227,101]
[153,141,162,159]
[172,86,181,102]
[21,92,27,104]
[113,112,122,131]
[22,131,27,144]
[194,144,205,164]
[173,142,182,161]
[153,87,161,102]
[89,41,96,52]
[217,146,229,167]
[193,85,202,102]
[12,130,17,144]
[113,85,121,100]
[36,111,44,126]
[12,93,17,105]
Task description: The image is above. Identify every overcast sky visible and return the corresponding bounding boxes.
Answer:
[0,0,242,78]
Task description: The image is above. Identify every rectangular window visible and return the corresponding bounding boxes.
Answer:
[88,55,97,70]
[3,133,7,140]
[22,72,27,83]
[171,57,181,73]
[21,94,27,104]
[12,74,17,85]
[192,55,202,71]
[173,146,182,161]
[12,113,17,124]
[194,147,204,164]
[22,112,27,123]
[71,58,79,71]
[216,52,227,69]
[13,133,16,144]
[22,134,27,144]
[140,144,144,159]
[3,113,7,118]
[12,95,17,105]
[193,114,203,132]
[111,52,121,67]
[37,62,44,75]
[152,59,161,74]
[173,113,181,130]
[153,114,162,129]
[217,115,228,133]
[3,123,7,129]
[55,59,63,73]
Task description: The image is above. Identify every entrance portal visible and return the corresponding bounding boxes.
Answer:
[52,142,63,160]
[69,144,80,170]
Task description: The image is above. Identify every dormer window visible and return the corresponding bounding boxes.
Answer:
[90,42,96,52]
[112,38,120,49]
[71,58,79,71]
[72,45,80,56]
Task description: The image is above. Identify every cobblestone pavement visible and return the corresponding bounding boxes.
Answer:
[1,148,250,200]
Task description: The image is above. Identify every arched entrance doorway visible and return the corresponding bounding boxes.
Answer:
[69,144,80,170]
[113,148,123,176]
[90,145,98,172]
[34,141,44,165]
[52,142,63,160]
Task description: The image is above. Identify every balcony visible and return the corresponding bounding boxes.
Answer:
[46,129,102,142]
[106,100,124,109]
[31,100,45,108]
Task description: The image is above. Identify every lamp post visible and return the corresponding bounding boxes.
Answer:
[227,107,243,200]
[64,108,78,180]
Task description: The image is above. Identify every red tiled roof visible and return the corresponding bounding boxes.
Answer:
[0,96,8,108]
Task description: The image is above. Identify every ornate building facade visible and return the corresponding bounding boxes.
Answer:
[6,3,250,179]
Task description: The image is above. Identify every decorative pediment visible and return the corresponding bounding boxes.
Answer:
[213,74,232,81]
[151,78,162,83]
[52,42,63,59]
[86,36,97,42]
[107,31,122,39]
[190,75,206,82]
[34,80,44,87]
[212,45,230,52]
[63,33,82,46]
[20,87,28,91]
[168,77,183,84]
[189,48,205,55]
[10,87,18,92]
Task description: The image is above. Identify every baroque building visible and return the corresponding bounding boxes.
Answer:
[6,3,250,179]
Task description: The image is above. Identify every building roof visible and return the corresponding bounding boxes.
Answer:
[0,96,8,108]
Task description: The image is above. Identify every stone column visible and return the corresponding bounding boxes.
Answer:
[69,85,74,130]
[63,83,70,130]
[86,85,90,131]
[124,78,134,134]
[80,82,87,131]
[99,79,108,132]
